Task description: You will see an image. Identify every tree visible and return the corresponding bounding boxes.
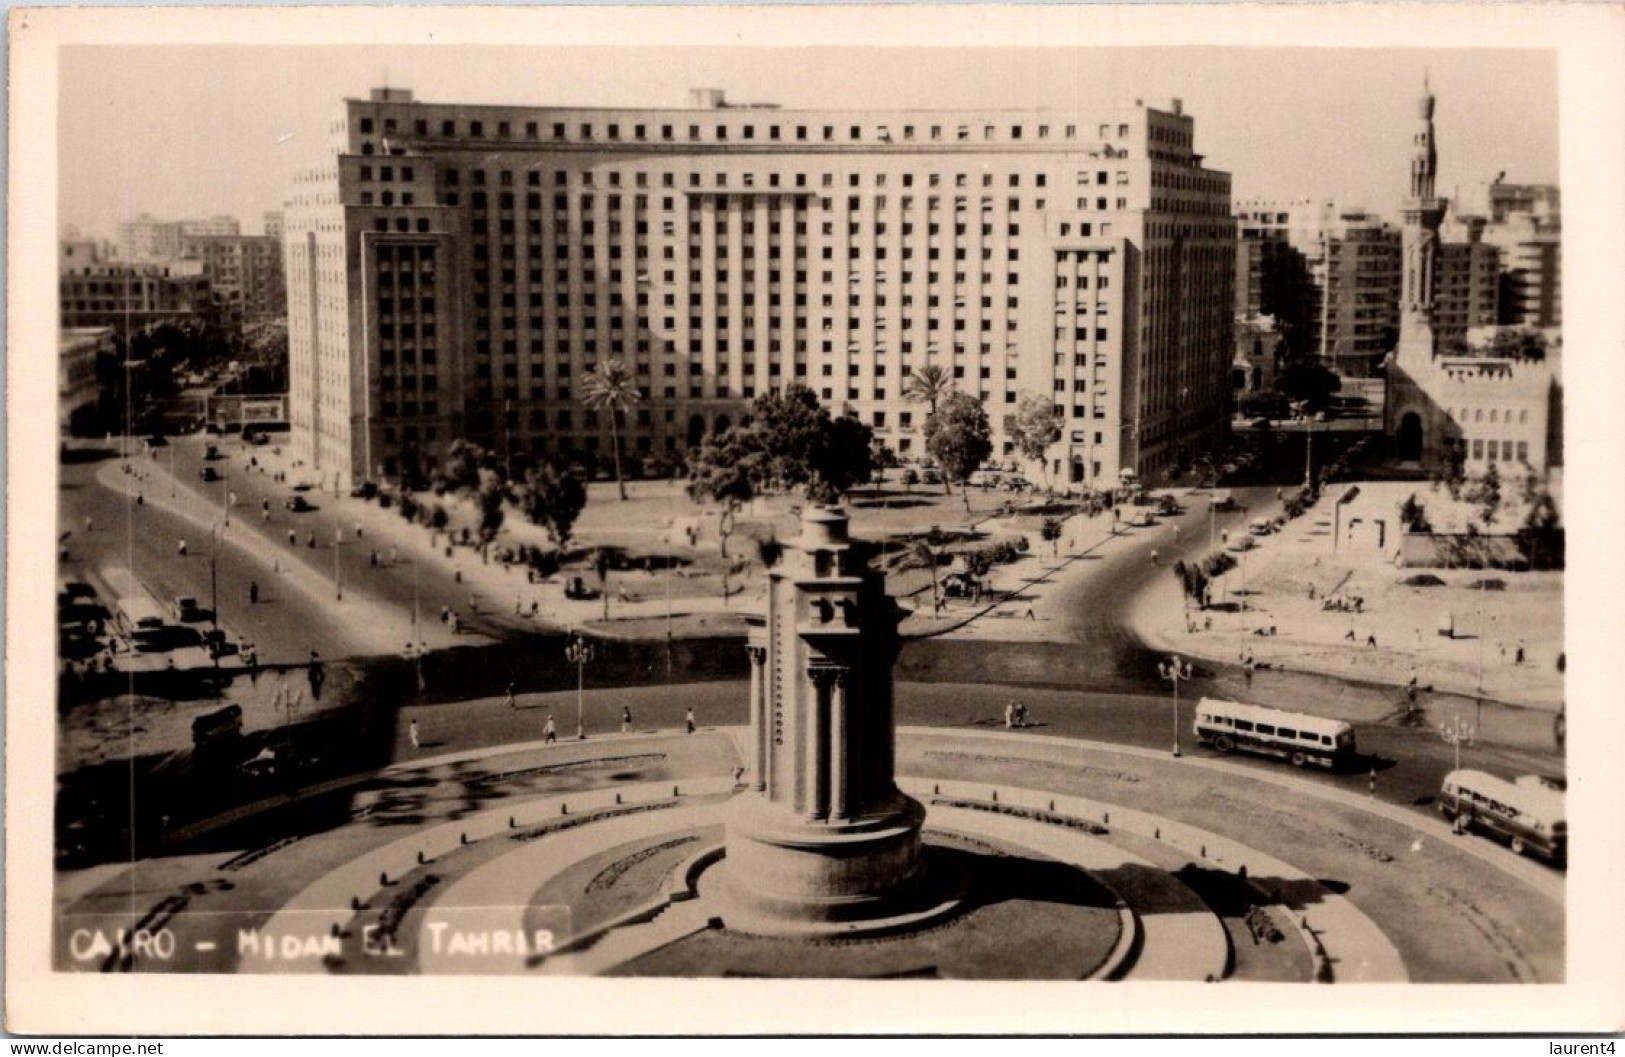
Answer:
[1011,393,1062,493]
[434,439,488,496]
[1041,517,1063,557]
[924,391,993,513]
[1515,490,1564,570]
[1277,361,1342,413]
[1432,443,1467,500]
[579,360,641,501]
[475,468,507,542]
[1467,462,1504,529]
[808,412,876,503]
[1486,327,1548,362]
[686,427,765,558]
[903,364,954,420]
[516,462,588,551]
[902,539,944,615]
[1399,493,1433,533]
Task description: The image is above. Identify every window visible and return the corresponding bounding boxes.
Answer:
[1234,720,1254,733]
[1256,723,1276,736]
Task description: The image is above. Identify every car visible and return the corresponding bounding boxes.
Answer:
[242,428,270,446]
[564,576,601,601]
[1248,517,1275,537]
[204,444,223,461]
[1130,511,1156,528]
[921,468,943,485]
[199,466,221,482]
[1156,495,1180,516]
[145,434,169,448]
[284,495,312,512]
[1210,490,1236,510]
[171,596,206,623]
[1227,535,1256,552]
[1005,476,1035,493]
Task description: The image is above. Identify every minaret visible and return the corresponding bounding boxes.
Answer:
[1396,73,1449,366]
[721,505,938,935]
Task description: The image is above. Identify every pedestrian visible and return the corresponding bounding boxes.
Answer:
[1268,618,1277,637]
[409,719,420,751]
[504,681,516,709]
[1004,701,1015,729]
[733,765,746,786]
[621,706,632,733]
[1345,628,1356,642]
[84,515,93,533]
[468,594,478,615]
[1498,642,1506,664]
[308,651,325,699]
[514,595,523,616]
[1204,614,1213,632]
[289,528,297,546]
[1308,583,1316,601]
[531,600,541,618]
[1515,641,1526,665]
[1024,607,1036,621]
[1015,701,1028,728]
[136,493,144,506]
[543,714,557,743]
[1367,633,1378,649]
[355,521,363,539]
[1150,548,1159,565]
[177,538,188,557]
[450,613,461,635]
[249,580,259,605]
[685,707,696,734]
[440,605,451,625]
[370,550,379,568]
[307,531,316,549]
[229,491,238,507]
[1369,769,1377,801]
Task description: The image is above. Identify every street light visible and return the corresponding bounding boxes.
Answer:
[332,528,345,601]
[1158,654,1194,758]
[1440,712,1475,773]
[566,634,595,740]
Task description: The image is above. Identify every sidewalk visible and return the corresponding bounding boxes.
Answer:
[1126,491,1564,712]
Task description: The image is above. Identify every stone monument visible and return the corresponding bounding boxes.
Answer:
[720,504,948,935]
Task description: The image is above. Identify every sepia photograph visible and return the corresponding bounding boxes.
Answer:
[7,3,1625,1038]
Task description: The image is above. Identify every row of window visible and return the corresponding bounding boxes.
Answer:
[1470,438,1531,462]
[358,113,1138,145]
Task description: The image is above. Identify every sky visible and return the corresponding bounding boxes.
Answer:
[58,45,1559,240]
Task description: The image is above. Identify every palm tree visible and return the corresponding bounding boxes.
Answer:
[578,360,641,501]
[903,365,954,420]
[901,539,944,616]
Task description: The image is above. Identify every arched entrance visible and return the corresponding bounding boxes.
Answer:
[687,414,707,447]
[715,414,732,435]
[1396,411,1424,462]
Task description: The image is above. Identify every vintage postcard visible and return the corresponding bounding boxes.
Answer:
[7,3,1624,1037]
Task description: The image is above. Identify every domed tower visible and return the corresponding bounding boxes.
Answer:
[720,505,933,935]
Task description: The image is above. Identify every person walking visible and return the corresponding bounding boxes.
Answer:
[409,718,420,751]
[685,707,696,734]
[543,714,557,743]
[504,681,516,709]
[1004,701,1016,729]
[288,528,297,547]
[621,706,632,734]
[84,515,94,533]
[249,580,259,605]
[177,538,188,558]
[1515,641,1526,665]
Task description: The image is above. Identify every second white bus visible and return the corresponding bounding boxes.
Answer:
[1192,698,1356,769]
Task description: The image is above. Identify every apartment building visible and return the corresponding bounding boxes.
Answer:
[1233,200,1401,377]
[285,87,1234,492]
[181,233,287,322]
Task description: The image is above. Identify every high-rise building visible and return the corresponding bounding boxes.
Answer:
[181,233,287,322]
[118,213,184,262]
[1450,181,1560,328]
[1385,79,1559,478]
[1233,200,1400,377]
[263,210,285,239]
[179,215,243,238]
[284,87,1234,492]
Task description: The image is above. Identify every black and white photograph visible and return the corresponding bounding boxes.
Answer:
[7,3,1625,1037]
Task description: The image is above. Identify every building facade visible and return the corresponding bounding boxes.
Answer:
[59,254,213,333]
[1233,200,1400,377]
[181,233,287,323]
[284,87,1235,492]
[1452,181,1561,328]
[60,326,113,433]
[1385,80,1560,478]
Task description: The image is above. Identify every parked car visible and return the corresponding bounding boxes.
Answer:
[199,466,221,482]
[921,468,943,485]
[1130,511,1157,528]
[1156,495,1180,516]
[1210,490,1236,510]
[1227,535,1256,552]
[1249,517,1275,537]
[284,495,312,512]
[171,596,206,623]
[204,444,223,461]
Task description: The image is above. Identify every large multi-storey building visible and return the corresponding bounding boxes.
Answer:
[1233,200,1401,377]
[180,233,286,323]
[285,87,1234,492]
[60,326,113,434]
[59,252,213,333]
[1450,181,1561,328]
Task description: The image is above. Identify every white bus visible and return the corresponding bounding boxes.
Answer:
[115,596,169,652]
[1438,769,1566,862]
[1192,698,1356,769]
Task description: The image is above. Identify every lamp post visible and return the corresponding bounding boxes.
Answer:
[566,635,595,740]
[1440,712,1475,773]
[332,528,345,601]
[1158,654,1194,758]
